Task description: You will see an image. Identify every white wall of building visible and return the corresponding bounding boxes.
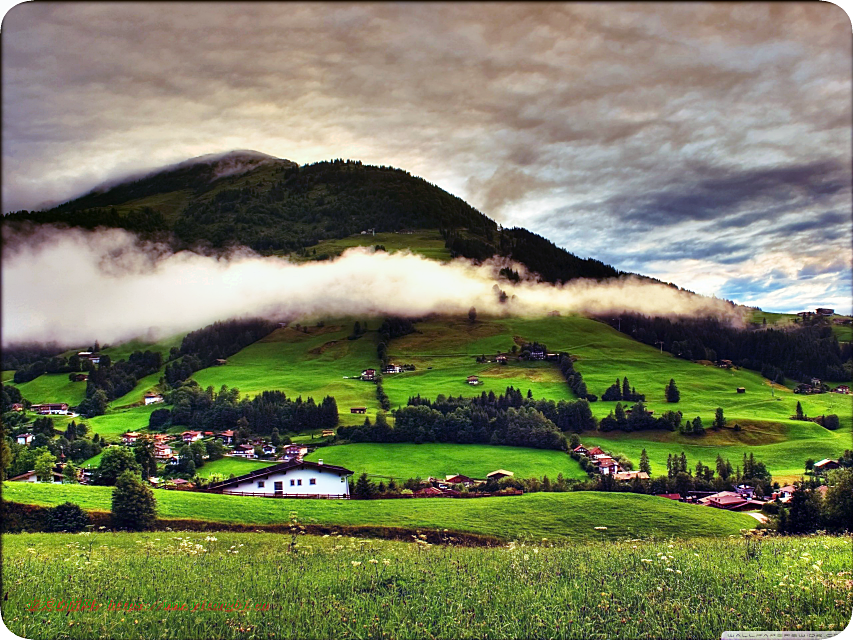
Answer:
[222,466,350,497]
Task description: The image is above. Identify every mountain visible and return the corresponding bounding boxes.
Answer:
[3,152,622,283]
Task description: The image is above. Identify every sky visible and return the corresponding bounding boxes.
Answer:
[2,2,851,314]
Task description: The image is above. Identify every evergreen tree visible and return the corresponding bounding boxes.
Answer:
[692,416,705,435]
[111,470,157,530]
[713,407,726,430]
[639,448,651,474]
[622,377,630,399]
[47,502,89,532]
[795,401,805,420]
[133,435,157,479]
[354,472,375,498]
[665,379,680,402]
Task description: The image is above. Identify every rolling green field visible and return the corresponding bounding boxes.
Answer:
[50,404,162,442]
[6,372,88,405]
[192,324,381,423]
[3,483,757,541]
[289,230,451,262]
[305,443,587,481]
[193,456,276,480]
[3,532,850,640]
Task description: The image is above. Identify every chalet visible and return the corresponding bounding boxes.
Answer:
[699,491,763,511]
[813,459,840,474]
[414,486,445,498]
[261,444,277,456]
[496,355,507,364]
[30,403,70,415]
[122,432,141,446]
[214,359,228,366]
[572,444,589,456]
[530,349,545,360]
[9,468,64,483]
[382,364,403,374]
[350,407,367,414]
[16,433,33,445]
[216,430,235,444]
[361,369,376,381]
[321,429,335,437]
[773,485,796,503]
[486,469,514,481]
[77,352,101,364]
[613,471,649,481]
[735,484,755,499]
[736,387,746,394]
[587,446,606,457]
[466,375,480,385]
[718,359,734,369]
[153,444,173,460]
[593,456,619,475]
[182,430,203,443]
[11,403,24,412]
[816,308,834,316]
[208,459,353,498]
[834,385,850,394]
[811,378,822,388]
[445,474,475,487]
[232,444,257,458]
[152,433,170,444]
[284,444,308,460]
[143,393,164,405]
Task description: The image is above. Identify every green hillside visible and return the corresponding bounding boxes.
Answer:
[3,483,756,540]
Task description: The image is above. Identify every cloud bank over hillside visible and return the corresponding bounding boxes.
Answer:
[1,227,741,347]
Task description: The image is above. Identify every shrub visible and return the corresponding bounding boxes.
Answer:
[111,470,157,530]
[46,501,89,533]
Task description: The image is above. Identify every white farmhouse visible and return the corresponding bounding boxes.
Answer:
[208,459,353,498]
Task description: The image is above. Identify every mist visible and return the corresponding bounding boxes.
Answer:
[1,226,744,348]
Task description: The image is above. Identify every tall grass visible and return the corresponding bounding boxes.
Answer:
[3,531,850,639]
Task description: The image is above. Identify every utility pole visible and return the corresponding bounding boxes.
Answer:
[655,340,664,354]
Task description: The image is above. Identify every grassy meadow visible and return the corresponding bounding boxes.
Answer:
[305,442,587,481]
[2,483,757,541]
[289,230,451,262]
[3,531,850,640]
[193,456,276,480]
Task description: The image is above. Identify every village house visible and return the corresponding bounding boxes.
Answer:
[466,375,480,386]
[530,348,545,360]
[77,352,101,364]
[810,377,822,388]
[813,459,840,474]
[261,444,277,456]
[30,403,70,415]
[350,407,367,414]
[151,433,170,444]
[593,456,619,475]
[122,432,141,446]
[361,369,376,381]
[231,444,257,458]
[718,359,734,369]
[153,443,173,460]
[699,491,763,511]
[587,446,606,458]
[772,485,796,503]
[11,403,24,412]
[445,474,476,487]
[834,385,850,394]
[546,353,560,361]
[143,393,164,405]
[8,468,64,483]
[496,355,507,364]
[382,364,403,374]
[208,459,353,498]
[815,308,834,316]
[283,444,308,460]
[572,444,589,456]
[182,430,203,443]
[215,430,235,444]
[735,484,755,499]
[16,433,33,445]
[487,469,514,481]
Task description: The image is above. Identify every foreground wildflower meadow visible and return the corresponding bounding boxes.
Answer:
[3,530,851,639]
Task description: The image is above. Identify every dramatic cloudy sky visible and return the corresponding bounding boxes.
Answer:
[2,2,851,313]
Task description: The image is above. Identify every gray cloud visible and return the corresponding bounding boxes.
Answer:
[1,2,851,313]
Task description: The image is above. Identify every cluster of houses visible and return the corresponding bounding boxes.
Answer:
[27,403,73,416]
[76,351,101,365]
[795,378,827,395]
[572,443,649,480]
[120,429,311,466]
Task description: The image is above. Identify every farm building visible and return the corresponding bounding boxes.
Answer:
[321,429,335,437]
[382,364,403,374]
[143,393,164,405]
[496,355,507,364]
[283,444,308,460]
[121,432,141,446]
[530,349,545,360]
[30,403,70,415]
[208,459,353,498]
[361,369,376,381]
[445,474,475,486]
[698,491,764,511]
[153,444,173,460]
[613,471,649,481]
[813,459,840,474]
[816,308,834,316]
[487,469,514,481]
[572,444,589,456]
[350,407,367,414]
[656,493,682,501]
[11,403,23,412]
[834,385,850,394]
[215,430,235,444]
[736,387,746,394]
[182,430,203,443]
[466,375,480,385]
[592,456,619,475]
[231,444,257,458]
[811,378,822,387]
[587,446,605,457]
[15,433,33,445]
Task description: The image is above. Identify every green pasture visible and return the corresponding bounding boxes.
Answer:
[305,443,587,481]
[3,483,755,540]
[5,373,88,405]
[193,456,276,480]
[191,324,381,422]
[291,230,451,262]
[49,404,162,442]
[3,532,849,640]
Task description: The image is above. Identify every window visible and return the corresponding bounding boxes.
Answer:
[290,479,295,486]
[297,479,302,486]
[274,481,283,492]
[257,481,265,488]
[309,478,316,485]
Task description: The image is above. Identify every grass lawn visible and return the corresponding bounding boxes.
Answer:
[6,373,88,405]
[5,532,849,640]
[49,404,162,442]
[194,456,276,480]
[291,230,451,262]
[305,443,587,481]
[192,323,381,422]
[100,332,185,362]
[3,483,757,541]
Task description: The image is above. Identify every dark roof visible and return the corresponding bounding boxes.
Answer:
[208,459,354,490]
